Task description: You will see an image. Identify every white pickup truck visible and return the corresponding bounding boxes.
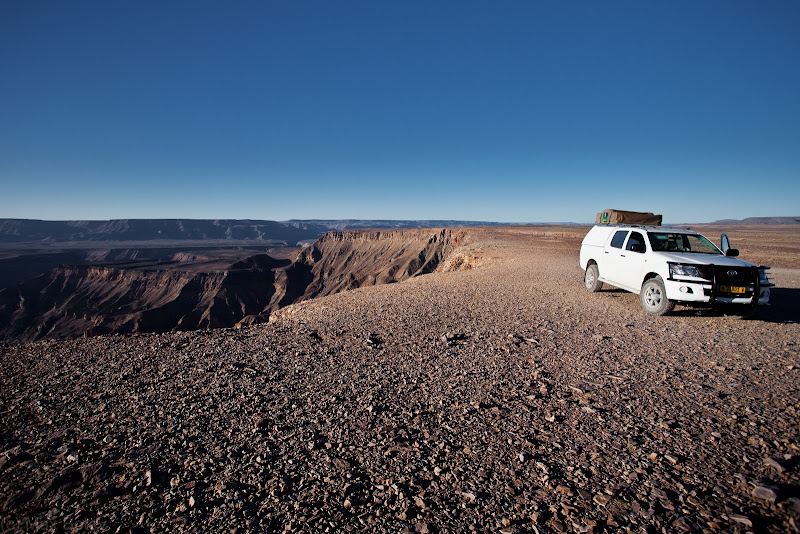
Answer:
[579,225,773,315]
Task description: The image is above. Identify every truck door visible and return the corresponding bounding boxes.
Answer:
[618,231,647,291]
[603,230,629,286]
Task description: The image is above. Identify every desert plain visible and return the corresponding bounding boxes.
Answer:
[1,225,799,533]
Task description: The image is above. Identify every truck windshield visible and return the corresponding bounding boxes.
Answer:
[648,233,722,254]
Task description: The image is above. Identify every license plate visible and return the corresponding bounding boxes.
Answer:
[720,285,746,294]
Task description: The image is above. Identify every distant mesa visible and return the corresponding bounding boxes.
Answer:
[0,219,331,245]
[0,218,505,245]
[2,217,793,246]
[706,216,800,225]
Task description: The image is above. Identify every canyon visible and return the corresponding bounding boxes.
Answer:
[0,229,466,342]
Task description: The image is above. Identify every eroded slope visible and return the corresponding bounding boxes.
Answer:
[0,229,465,341]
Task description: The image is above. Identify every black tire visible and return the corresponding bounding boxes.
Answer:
[585,263,602,292]
[640,277,675,316]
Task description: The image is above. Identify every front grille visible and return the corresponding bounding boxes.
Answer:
[713,265,758,297]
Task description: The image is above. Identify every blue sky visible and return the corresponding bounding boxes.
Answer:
[1,1,798,224]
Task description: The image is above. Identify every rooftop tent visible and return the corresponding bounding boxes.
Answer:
[596,209,662,225]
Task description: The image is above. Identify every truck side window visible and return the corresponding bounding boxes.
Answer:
[626,232,645,253]
[610,231,628,249]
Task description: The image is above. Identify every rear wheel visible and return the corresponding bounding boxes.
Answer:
[640,277,675,316]
[585,263,602,292]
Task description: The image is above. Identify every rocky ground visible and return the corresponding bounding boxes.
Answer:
[1,226,799,533]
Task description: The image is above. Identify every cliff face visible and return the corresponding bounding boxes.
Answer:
[0,266,279,340]
[0,229,465,341]
[288,228,463,300]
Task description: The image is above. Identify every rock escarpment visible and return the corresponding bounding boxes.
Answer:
[0,229,465,341]
[0,266,280,341]
[279,228,463,302]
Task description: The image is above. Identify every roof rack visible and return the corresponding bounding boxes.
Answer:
[596,223,696,232]
[597,223,661,228]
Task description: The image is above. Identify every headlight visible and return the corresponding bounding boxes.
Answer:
[669,263,707,279]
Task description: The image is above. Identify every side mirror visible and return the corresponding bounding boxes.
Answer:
[721,233,732,254]
[725,248,739,257]
[630,243,644,253]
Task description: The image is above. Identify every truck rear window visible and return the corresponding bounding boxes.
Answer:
[610,231,628,249]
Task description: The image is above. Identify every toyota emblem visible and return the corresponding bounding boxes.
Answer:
[727,270,738,277]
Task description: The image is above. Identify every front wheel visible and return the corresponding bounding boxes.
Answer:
[640,277,675,316]
[585,263,602,292]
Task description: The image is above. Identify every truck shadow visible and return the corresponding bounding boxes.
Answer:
[598,285,800,324]
[744,287,800,324]
[670,287,800,324]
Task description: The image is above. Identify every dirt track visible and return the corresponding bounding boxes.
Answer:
[2,226,799,533]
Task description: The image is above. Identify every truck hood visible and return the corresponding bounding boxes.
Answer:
[654,252,755,267]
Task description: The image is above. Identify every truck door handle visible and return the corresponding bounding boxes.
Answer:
[620,254,626,258]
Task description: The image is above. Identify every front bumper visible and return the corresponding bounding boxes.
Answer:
[664,278,771,305]
[665,264,773,306]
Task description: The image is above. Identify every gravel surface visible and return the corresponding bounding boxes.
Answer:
[2,227,799,533]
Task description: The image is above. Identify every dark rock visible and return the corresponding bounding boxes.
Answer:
[752,484,780,503]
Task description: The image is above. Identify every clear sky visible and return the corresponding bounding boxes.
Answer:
[1,1,798,224]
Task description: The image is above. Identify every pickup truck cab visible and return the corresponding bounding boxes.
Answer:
[579,225,773,315]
